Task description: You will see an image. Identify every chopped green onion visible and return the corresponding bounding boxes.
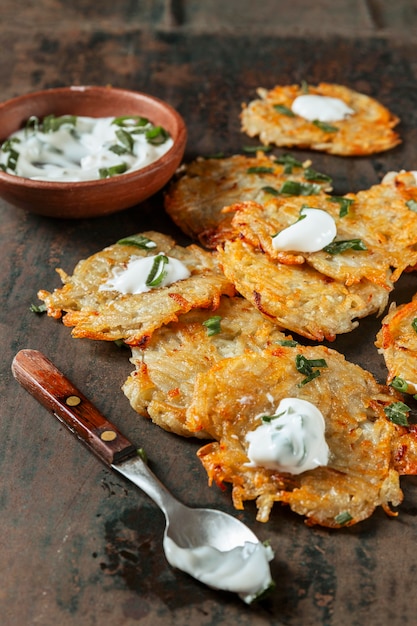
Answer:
[30,303,47,314]
[112,115,149,128]
[25,116,40,134]
[273,104,295,117]
[261,411,285,423]
[5,148,19,172]
[145,125,170,145]
[117,234,157,249]
[99,163,128,179]
[278,339,298,347]
[115,128,134,153]
[406,199,417,212]
[246,166,275,174]
[204,152,225,159]
[313,120,338,133]
[390,377,409,393]
[327,196,354,217]
[279,180,322,196]
[335,511,353,525]
[384,401,410,426]
[276,154,303,173]
[300,80,309,94]
[42,114,77,132]
[261,186,280,196]
[412,318,417,333]
[323,239,367,254]
[295,354,327,386]
[145,254,169,287]
[303,168,332,184]
[202,315,222,336]
[242,145,272,153]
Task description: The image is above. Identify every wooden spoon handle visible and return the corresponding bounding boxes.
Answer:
[12,349,137,466]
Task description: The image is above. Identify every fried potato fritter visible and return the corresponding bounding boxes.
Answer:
[218,238,389,341]
[376,295,417,395]
[122,296,288,437]
[241,83,400,155]
[185,346,413,527]
[164,152,331,248]
[37,231,235,347]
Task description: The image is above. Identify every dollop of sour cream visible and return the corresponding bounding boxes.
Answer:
[99,255,190,294]
[291,94,354,122]
[245,397,329,474]
[272,207,336,253]
[163,537,274,604]
[0,115,173,182]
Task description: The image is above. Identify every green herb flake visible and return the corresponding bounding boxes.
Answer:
[99,163,128,179]
[334,511,353,525]
[327,196,354,217]
[42,114,77,133]
[313,120,338,133]
[115,128,134,153]
[112,115,149,128]
[261,410,285,423]
[384,401,411,426]
[323,239,367,254]
[202,315,222,336]
[273,104,295,117]
[279,180,322,196]
[390,377,409,393]
[246,166,275,175]
[145,254,169,287]
[276,154,303,174]
[278,339,298,347]
[261,186,280,196]
[303,168,332,184]
[242,145,272,153]
[412,318,417,333]
[295,354,327,387]
[145,125,170,145]
[117,234,157,249]
[30,303,47,314]
[406,199,417,213]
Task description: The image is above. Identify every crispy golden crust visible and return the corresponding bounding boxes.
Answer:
[241,83,400,156]
[164,152,331,248]
[37,231,235,347]
[375,295,417,394]
[218,238,389,341]
[185,346,409,527]
[122,296,288,437]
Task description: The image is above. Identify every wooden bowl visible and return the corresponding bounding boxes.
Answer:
[0,86,187,218]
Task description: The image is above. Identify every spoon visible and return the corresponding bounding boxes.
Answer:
[11,349,274,603]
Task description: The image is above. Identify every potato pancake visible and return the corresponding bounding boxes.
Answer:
[37,231,235,347]
[164,152,331,248]
[218,238,389,341]
[376,295,417,395]
[185,346,414,527]
[122,296,288,437]
[241,82,400,155]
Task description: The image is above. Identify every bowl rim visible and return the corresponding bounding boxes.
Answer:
[0,85,187,189]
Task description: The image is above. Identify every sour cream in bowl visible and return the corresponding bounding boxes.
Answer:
[0,86,187,218]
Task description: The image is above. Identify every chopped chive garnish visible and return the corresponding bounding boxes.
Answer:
[313,120,338,133]
[278,339,298,347]
[303,168,332,183]
[145,254,169,287]
[42,114,76,132]
[99,163,128,179]
[261,186,280,196]
[242,145,272,153]
[390,377,409,393]
[145,125,170,145]
[261,411,285,423]
[412,318,417,333]
[295,354,327,386]
[273,104,295,117]
[30,303,47,314]
[323,239,367,254]
[327,196,354,217]
[117,234,157,249]
[276,154,303,173]
[112,115,149,127]
[335,511,353,525]
[279,180,322,196]
[115,128,134,153]
[384,401,411,426]
[246,166,275,174]
[406,199,417,212]
[202,315,222,336]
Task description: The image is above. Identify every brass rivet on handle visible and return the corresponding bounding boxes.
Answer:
[101,430,117,442]
[66,395,81,406]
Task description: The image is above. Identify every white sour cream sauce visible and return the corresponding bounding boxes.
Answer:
[1,116,173,182]
[246,397,329,474]
[291,94,354,122]
[272,207,336,253]
[99,255,190,294]
[163,537,274,604]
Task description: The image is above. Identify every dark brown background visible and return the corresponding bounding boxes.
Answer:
[2,1,417,624]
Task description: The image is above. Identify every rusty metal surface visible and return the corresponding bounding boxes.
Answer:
[2,5,417,625]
